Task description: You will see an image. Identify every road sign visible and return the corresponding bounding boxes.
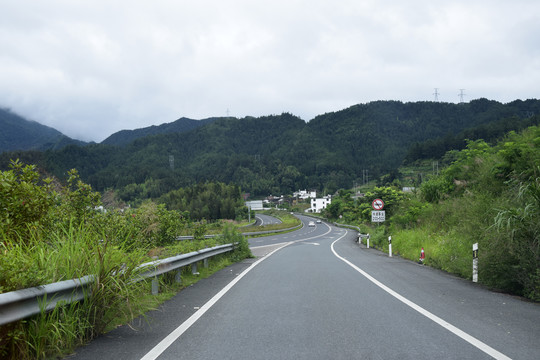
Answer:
[372,198,384,210]
[371,210,385,222]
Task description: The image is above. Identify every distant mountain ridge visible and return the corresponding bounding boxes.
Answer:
[0,108,87,152]
[100,117,218,146]
[0,108,220,152]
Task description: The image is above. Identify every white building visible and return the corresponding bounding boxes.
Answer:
[293,189,317,200]
[308,195,332,213]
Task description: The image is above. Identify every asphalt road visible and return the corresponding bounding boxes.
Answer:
[66,215,540,360]
[254,213,282,226]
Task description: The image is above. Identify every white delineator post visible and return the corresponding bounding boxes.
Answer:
[367,234,370,249]
[472,243,479,283]
[388,236,392,257]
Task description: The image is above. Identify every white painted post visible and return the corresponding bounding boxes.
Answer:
[203,258,208,268]
[472,243,479,283]
[388,236,392,257]
[175,269,182,284]
[367,234,370,249]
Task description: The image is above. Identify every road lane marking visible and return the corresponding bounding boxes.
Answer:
[139,241,292,360]
[330,233,511,360]
[142,222,335,359]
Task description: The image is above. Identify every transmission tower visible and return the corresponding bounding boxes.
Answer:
[458,89,466,103]
[362,169,369,185]
[433,88,440,102]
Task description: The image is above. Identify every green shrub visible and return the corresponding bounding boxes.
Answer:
[0,160,55,243]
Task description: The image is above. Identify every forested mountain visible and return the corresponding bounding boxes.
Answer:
[101,117,217,146]
[0,108,87,152]
[1,99,539,200]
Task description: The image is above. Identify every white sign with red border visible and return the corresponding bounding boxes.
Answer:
[372,198,384,210]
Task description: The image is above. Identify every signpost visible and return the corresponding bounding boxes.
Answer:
[371,198,385,223]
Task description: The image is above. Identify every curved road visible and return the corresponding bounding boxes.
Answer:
[67,215,540,360]
[254,213,282,226]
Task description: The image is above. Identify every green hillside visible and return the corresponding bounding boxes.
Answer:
[100,117,217,146]
[1,99,539,202]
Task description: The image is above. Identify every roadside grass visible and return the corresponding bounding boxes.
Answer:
[390,227,472,278]
[359,194,496,280]
[0,223,252,360]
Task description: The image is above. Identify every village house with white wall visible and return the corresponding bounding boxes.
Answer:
[293,189,317,200]
[308,195,332,213]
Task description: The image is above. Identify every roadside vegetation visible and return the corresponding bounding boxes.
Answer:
[0,161,252,359]
[323,125,539,302]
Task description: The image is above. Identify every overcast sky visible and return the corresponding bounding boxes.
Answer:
[1,1,539,142]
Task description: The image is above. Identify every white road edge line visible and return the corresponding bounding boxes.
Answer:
[330,233,511,360]
[139,241,292,360]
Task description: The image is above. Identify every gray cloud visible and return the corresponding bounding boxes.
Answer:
[1,0,539,142]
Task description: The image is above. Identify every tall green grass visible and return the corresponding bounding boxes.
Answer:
[0,221,251,359]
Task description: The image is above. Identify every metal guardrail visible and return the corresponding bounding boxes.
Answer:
[176,223,303,240]
[0,244,237,326]
[0,221,304,326]
[0,275,94,327]
[333,222,370,247]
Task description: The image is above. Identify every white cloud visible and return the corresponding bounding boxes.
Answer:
[0,0,539,141]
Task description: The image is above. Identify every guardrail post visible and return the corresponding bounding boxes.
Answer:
[192,262,199,275]
[203,258,208,268]
[152,276,159,295]
[175,269,182,284]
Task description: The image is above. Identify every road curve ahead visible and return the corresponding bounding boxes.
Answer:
[67,216,540,360]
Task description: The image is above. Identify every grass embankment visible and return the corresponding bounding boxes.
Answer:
[361,195,491,279]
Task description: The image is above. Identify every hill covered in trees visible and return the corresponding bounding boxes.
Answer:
[100,117,217,146]
[0,108,87,152]
[1,99,539,201]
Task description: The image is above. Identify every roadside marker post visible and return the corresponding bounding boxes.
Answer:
[367,234,370,249]
[472,243,479,282]
[388,236,392,257]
